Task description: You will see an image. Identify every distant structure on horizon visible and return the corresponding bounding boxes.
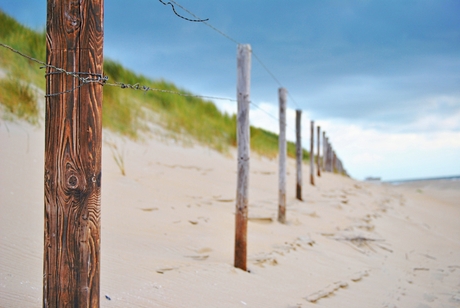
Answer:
[365,177,381,183]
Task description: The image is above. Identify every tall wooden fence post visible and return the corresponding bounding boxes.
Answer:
[310,120,315,185]
[295,110,302,201]
[278,88,287,223]
[44,1,104,306]
[235,44,251,271]
[317,126,321,177]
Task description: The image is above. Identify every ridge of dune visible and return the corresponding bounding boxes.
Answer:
[1,119,459,307]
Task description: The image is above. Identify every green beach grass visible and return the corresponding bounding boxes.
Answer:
[0,10,310,161]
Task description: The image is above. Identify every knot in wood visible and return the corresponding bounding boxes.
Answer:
[67,174,79,189]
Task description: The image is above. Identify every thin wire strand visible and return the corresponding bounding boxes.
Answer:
[162,2,302,110]
[250,101,297,135]
[168,0,240,45]
[158,0,209,22]
[0,42,235,101]
[105,81,236,101]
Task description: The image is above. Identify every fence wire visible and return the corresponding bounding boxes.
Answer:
[0,42,236,102]
[159,0,302,110]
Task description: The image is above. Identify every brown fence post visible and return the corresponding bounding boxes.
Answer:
[310,120,315,186]
[323,131,327,172]
[317,126,321,177]
[234,44,251,271]
[44,0,104,306]
[333,151,337,173]
[278,88,287,223]
[295,110,302,201]
[328,142,332,172]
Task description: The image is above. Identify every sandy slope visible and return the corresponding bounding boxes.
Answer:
[1,119,459,307]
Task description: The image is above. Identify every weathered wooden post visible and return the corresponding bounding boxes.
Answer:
[328,143,333,172]
[278,88,287,223]
[44,1,104,306]
[327,142,332,172]
[333,151,337,173]
[310,120,315,186]
[322,132,326,172]
[295,110,302,201]
[317,126,321,177]
[235,44,251,271]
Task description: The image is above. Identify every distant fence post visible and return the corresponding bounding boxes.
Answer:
[328,143,333,172]
[234,44,251,271]
[278,87,287,223]
[317,126,321,177]
[44,0,104,306]
[333,151,337,173]
[310,120,315,186]
[295,110,302,201]
[322,132,326,172]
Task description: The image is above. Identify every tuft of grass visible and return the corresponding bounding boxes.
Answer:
[106,140,126,176]
[0,10,312,162]
[0,10,46,89]
[0,77,39,124]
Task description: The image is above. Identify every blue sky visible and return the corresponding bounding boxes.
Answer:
[1,1,460,180]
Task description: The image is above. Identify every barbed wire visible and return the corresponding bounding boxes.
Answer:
[0,42,236,101]
[158,0,209,22]
[161,0,302,111]
[167,0,239,45]
[105,81,236,101]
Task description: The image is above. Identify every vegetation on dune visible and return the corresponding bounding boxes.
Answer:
[0,10,310,161]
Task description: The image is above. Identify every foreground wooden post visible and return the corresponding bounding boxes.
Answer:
[317,126,321,177]
[44,1,104,306]
[295,110,302,201]
[310,120,315,185]
[235,44,251,271]
[278,88,287,223]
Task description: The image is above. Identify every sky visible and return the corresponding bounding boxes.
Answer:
[1,0,460,181]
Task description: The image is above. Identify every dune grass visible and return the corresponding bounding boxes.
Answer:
[0,10,310,161]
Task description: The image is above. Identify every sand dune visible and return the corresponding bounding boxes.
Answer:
[1,119,459,307]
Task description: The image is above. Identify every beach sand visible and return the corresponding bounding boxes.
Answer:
[1,119,459,307]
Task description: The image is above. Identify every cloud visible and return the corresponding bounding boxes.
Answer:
[316,119,460,180]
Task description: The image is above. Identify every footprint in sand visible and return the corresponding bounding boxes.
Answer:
[305,270,369,303]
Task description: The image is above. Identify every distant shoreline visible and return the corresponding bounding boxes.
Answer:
[386,175,460,184]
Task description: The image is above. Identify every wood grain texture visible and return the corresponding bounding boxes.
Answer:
[235,44,251,271]
[310,120,315,186]
[44,1,104,307]
[278,88,287,223]
[295,110,302,201]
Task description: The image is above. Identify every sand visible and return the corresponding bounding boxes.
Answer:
[1,119,459,307]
